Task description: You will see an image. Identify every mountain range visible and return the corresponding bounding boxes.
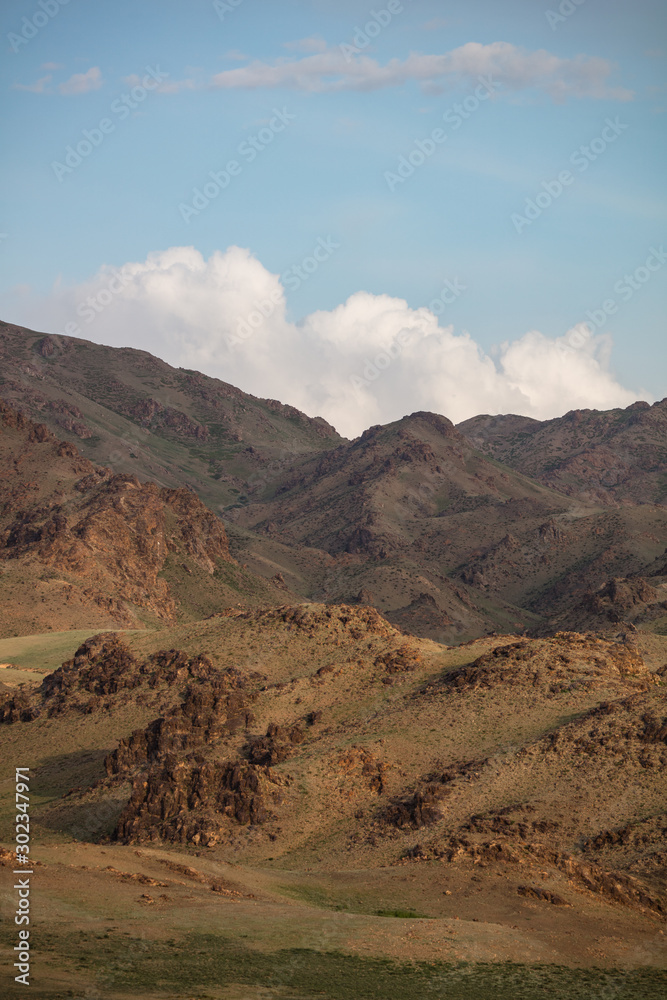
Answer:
[1,319,666,997]
[1,319,666,643]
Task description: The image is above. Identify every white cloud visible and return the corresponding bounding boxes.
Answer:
[41,62,64,71]
[13,74,52,94]
[123,72,195,95]
[2,247,645,439]
[207,42,632,101]
[284,37,328,54]
[58,66,102,96]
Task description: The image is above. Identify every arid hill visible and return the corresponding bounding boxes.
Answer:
[229,410,667,639]
[1,315,667,994]
[2,321,667,643]
[0,320,341,514]
[458,400,667,506]
[1,607,666,988]
[0,400,289,637]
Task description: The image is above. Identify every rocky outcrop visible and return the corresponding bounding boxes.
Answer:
[439,633,650,695]
[580,576,661,623]
[247,720,307,766]
[106,676,255,775]
[0,400,236,623]
[336,745,390,797]
[114,759,289,846]
[538,689,667,773]
[517,885,569,905]
[458,399,667,506]
[385,593,454,638]
[124,397,209,441]
[0,635,244,724]
[384,782,450,829]
[374,644,423,676]
[211,603,399,641]
[582,813,667,856]
[404,835,666,916]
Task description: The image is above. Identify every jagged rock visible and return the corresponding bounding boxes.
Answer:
[384,782,449,829]
[247,721,306,765]
[0,635,245,725]
[336,745,389,797]
[0,688,39,723]
[114,759,288,846]
[518,885,569,905]
[106,676,254,775]
[36,336,56,357]
[439,633,650,695]
[374,644,422,675]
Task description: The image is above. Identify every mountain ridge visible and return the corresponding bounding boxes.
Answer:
[2,320,666,643]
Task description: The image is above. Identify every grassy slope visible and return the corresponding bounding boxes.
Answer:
[0,629,144,673]
[0,321,342,512]
[1,611,666,998]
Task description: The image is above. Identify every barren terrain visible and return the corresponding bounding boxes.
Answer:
[1,325,666,997]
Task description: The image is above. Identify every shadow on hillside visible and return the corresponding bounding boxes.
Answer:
[35,748,129,842]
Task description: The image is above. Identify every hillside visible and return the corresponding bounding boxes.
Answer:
[1,322,667,996]
[0,320,342,514]
[0,400,290,637]
[2,321,667,642]
[230,410,667,639]
[1,608,666,995]
[458,401,667,506]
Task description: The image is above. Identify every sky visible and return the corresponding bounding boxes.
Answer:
[1,0,665,438]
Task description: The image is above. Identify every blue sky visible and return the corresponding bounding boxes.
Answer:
[1,0,665,435]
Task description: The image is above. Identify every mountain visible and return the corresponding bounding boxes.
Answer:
[458,401,667,506]
[229,409,667,639]
[2,320,666,643]
[2,320,667,994]
[0,320,342,515]
[0,400,290,638]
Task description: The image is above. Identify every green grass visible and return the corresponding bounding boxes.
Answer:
[12,929,667,999]
[273,883,432,918]
[0,629,146,673]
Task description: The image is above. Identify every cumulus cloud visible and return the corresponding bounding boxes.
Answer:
[208,42,632,101]
[58,66,103,96]
[2,246,645,438]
